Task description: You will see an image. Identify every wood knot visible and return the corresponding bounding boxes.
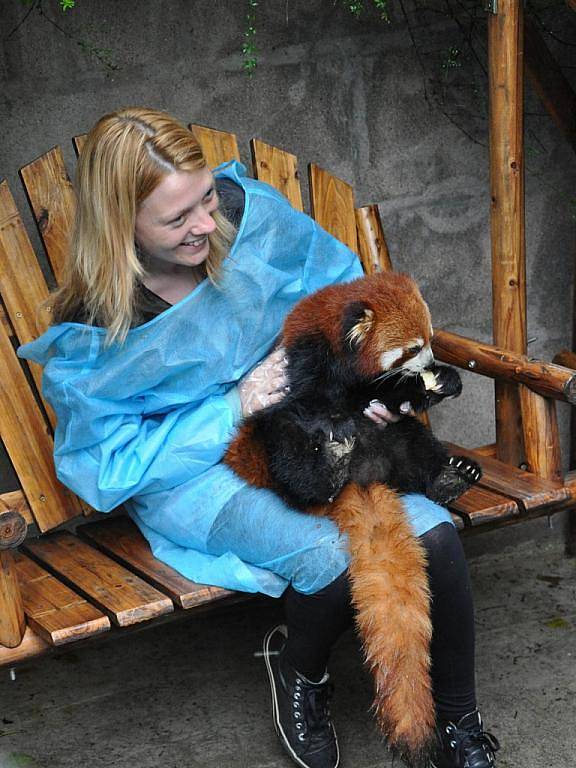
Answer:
[0,510,27,550]
[38,208,49,233]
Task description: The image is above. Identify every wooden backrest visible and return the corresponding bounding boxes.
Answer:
[0,125,391,537]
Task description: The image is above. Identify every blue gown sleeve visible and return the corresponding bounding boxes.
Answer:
[54,386,242,513]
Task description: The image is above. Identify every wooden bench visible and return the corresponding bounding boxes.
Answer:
[1,124,575,669]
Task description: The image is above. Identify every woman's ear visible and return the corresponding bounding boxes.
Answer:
[342,302,374,351]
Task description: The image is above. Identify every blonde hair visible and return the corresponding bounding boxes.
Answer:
[50,107,236,344]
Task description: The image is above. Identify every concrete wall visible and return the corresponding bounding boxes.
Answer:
[1,0,575,496]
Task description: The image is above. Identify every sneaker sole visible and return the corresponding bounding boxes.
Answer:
[263,625,340,768]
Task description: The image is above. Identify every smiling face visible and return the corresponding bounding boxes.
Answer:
[135,168,218,273]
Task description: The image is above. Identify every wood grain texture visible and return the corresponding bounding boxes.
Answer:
[488,0,526,466]
[524,15,576,154]
[190,124,240,169]
[309,164,358,252]
[73,134,87,156]
[13,551,110,645]
[519,386,563,482]
[251,139,303,211]
[0,181,55,421]
[20,146,76,282]
[553,349,576,369]
[78,516,234,609]
[449,512,464,530]
[445,443,570,512]
[0,550,26,647]
[0,317,82,531]
[0,491,34,527]
[355,205,392,274]
[433,329,576,404]
[474,444,497,457]
[0,625,48,665]
[0,510,27,550]
[449,485,519,527]
[23,532,174,626]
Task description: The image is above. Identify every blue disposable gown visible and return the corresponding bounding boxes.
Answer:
[18,161,367,596]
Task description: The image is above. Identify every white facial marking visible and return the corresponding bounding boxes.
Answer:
[379,347,404,371]
[403,343,435,374]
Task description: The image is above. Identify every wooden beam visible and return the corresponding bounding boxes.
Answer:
[433,329,576,404]
[524,15,576,154]
[488,0,527,466]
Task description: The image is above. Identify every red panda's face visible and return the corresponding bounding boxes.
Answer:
[345,274,434,379]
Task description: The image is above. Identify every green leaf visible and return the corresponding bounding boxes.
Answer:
[545,617,569,629]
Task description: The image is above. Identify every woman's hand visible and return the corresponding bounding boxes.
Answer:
[238,347,290,417]
[363,399,413,426]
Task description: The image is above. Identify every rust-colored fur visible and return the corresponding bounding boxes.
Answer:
[330,483,434,760]
[282,272,432,378]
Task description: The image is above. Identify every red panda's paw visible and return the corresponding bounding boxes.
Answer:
[426,456,482,505]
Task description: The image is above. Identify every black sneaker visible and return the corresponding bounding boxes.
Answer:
[263,624,339,768]
[430,710,500,768]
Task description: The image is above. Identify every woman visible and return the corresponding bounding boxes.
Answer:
[19,108,499,768]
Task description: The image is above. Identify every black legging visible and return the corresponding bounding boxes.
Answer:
[283,521,476,720]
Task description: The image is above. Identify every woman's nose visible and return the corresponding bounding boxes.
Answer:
[190,207,217,235]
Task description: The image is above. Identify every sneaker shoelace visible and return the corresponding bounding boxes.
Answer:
[447,722,500,767]
[302,682,335,742]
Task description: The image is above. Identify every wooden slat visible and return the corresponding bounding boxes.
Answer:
[0,490,34,527]
[16,551,103,644]
[308,164,358,252]
[73,134,87,156]
[0,625,49,666]
[473,444,497,458]
[525,15,576,154]
[355,205,392,274]
[450,511,464,530]
[250,139,304,211]
[78,517,233,610]
[20,146,76,282]
[0,550,26,647]
[0,318,82,531]
[445,443,570,512]
[13,551,110,645]
[449,484,520,527]
[488,0,527,466]
[0,181,55,422]
[190,124,240,169]
[22,532,174,627]
[0,302,12,337]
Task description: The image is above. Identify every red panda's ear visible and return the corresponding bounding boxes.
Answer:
[342,301,375,351]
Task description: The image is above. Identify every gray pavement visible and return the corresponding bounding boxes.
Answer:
[1,526,575,768]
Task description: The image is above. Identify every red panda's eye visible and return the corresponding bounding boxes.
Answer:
[407,345,422,355]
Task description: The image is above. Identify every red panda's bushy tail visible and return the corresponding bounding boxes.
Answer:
[329,482,435,764]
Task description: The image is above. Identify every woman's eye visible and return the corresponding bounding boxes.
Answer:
[204,188,215,201]
[170,214,185,226]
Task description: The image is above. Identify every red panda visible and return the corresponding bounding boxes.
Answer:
[225,271,481,763]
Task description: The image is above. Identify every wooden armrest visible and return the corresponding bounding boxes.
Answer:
[432,330,576,405]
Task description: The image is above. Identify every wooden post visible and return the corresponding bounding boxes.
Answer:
[0,510,27,648]
[553,349,576,555]
[488,0,527,467]
[519,387,563,482]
